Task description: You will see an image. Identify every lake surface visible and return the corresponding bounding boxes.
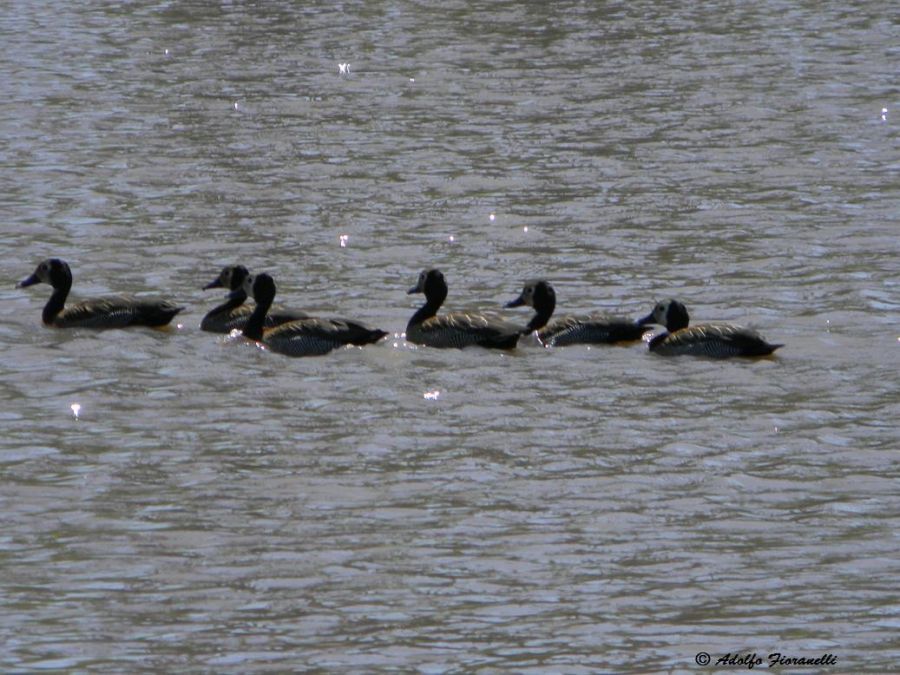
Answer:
[2,1,898,671]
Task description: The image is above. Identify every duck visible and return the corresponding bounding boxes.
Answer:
[406,269,521,350]
[637,299,783,357]
[237,273,387,357]
[17,258,183,328]
[201,264,308,333]
[506,280,647,346]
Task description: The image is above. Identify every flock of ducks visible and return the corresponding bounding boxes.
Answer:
[17,258,784,359]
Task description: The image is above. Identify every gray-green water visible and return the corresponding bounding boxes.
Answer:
[2,1,898,671]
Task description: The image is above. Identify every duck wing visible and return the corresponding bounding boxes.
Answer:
[265,305,309,327]
[413,312,520,350]
[56,296,183,328]
[657,323,782,357]
[263,317,386,356]
[202,303,308,334]
[539,313,646,346]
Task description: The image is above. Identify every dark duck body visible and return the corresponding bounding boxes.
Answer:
[637,299,783,358]
[506,280,646,346]
[406,269,520,350]
[201,264,307,333]
[239,273,387,357]
[17,258,183,329]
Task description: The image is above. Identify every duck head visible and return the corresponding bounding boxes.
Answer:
[638,299,690,332]
[506,280,555,312]
[17,258,72,290]
[408,268,448,304]
[204,264,250,291]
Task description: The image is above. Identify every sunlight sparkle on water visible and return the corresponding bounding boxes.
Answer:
[70,403,81,419]
[882,107,888,121]
[489,213,495,222]
[423,390,440,400]
[448,235,455,243]
[339,63,350,75]
[339,234,349,248]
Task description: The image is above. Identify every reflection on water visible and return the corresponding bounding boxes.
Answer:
[1,0,898,671]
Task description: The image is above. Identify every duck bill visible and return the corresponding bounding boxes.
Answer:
[505,294,526,308]
[16,273,39,288]
[636,312,657,327]
[203,278,224,290]
[407,283,423,295]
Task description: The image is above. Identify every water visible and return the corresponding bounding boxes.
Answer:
[2,1,898,671]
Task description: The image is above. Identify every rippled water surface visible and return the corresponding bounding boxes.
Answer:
[2,1,898,671]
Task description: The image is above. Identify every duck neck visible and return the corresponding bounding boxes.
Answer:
[527,296,555,332]
[242,293,271,341]
[42,279,71,325]
[648,331,669,351]
[666,304,690,332]
[209,290,247,318]
[667,317,689,332]
[407,290,445,330]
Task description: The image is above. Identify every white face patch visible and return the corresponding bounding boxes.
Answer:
[654,301,669,323]
[522,284,535,305]
[410,271,426,293]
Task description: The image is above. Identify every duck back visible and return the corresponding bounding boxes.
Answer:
[538,313,646,346]
[55,296,183,328]
[650,323,783,358]
[264,317,387,357]
[408,312,520,350]
[201,304,308,334]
